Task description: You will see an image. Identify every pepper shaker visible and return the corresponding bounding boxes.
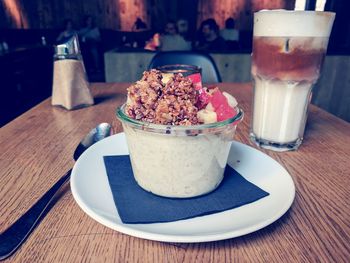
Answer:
[51,35,94,110]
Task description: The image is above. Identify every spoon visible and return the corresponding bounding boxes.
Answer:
[0,123,112,260]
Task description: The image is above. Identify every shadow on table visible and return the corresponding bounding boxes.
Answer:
[94,94,120,105]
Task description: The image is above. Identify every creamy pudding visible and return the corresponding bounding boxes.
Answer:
[117,69,243,198]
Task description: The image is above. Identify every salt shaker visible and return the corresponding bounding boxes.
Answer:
[51,35,94,110]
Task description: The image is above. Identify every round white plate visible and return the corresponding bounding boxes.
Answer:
[71,133,295,243]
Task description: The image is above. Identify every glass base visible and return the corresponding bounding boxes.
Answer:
[250,133,302,152]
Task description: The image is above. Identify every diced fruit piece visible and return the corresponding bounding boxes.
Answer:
[161,73,173,84]
[126,95,134,106]
[188,73,210,109]
[222,92,238,108]
[187,73,201,87]
[210,89,228,109]
[207,86,217,94]
[197,109,217,124]
[215,104,236,122]
[205,102,214,111]
[196,91,210,109]
[209,89,237,121]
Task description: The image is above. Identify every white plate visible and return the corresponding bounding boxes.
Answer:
[71,133,295,243]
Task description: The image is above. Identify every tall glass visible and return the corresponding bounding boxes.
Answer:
[250,10,335,151]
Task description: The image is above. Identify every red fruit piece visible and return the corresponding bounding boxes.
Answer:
[188,73,202,88]
[215,104,236,121]
[188,73,203,92]
[197,91,210,109]
[210,89,227,108]
[188,73,210,109]
[210,90,236,121]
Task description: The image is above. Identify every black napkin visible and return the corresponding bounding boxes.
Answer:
[103,156,269,224]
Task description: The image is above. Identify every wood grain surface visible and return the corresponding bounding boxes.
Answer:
[0,83,349,263]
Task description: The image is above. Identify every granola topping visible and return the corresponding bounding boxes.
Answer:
[126,69,200,125]
[125,69,238,125]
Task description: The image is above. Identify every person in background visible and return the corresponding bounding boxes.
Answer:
[177,18,192,46]
[79,15,101,73]
[177,19,189,39]
[144,33,160,51]
[56,19,77,43]
[159,21,191,51]
[220,18,239,41]
[132,17,147,31]
[195,19,227,51]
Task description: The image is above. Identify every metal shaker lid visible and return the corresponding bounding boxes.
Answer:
[54,34,81,56]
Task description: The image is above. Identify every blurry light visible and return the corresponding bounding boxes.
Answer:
[295,0,326,10]
[3,0,28,28]
[295,0,306,10]
[316,0,326,11]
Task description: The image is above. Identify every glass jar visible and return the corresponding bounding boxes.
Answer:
[116,103,244,198]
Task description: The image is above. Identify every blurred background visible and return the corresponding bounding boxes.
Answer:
[0,0,349,126]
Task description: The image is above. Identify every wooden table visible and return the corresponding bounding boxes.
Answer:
[1,83,349,262]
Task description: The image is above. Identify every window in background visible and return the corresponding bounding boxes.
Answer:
[315,0,327,10]
[295,0,326,10]
[295,0,306,10]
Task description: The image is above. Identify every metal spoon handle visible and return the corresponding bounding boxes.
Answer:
[0,169,71,260]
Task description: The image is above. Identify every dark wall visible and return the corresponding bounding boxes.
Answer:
[0,0,121,30]
[326,0,350,53]
[0,46,53,127]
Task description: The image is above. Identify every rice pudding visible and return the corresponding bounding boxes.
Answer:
[117,70,243,198]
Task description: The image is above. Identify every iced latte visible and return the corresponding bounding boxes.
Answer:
[250,11,335,151]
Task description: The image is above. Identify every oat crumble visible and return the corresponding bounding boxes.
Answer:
[126,69,200,125]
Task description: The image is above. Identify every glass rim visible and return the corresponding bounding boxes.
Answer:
[255,10,335,15]
[155,64,201,73]
[116,103,244,131]
[253,10,335,38]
